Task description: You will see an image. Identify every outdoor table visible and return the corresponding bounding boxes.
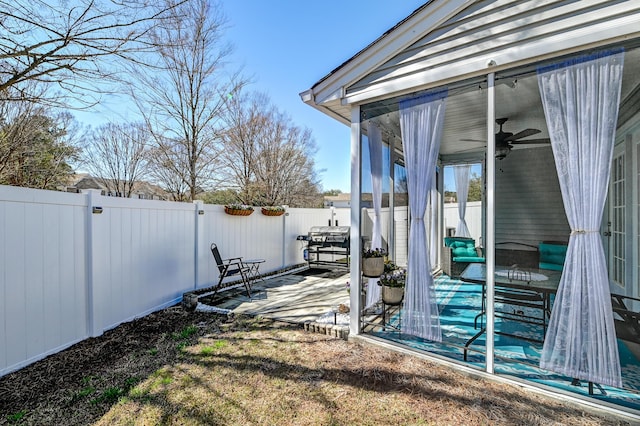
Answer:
[459,263,562,361]
[244,259,265,286]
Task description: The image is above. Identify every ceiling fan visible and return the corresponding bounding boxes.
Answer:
[462,117,551,160]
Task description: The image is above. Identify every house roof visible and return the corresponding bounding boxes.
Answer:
[66,173,168,199]
[324,193,352,203]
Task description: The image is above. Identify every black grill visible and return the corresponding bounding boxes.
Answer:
[298,226,350,269]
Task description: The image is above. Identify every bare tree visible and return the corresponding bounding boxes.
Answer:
[132,0,244,201]
[220,91,322,207]
[254,112,322,207]
[218,91,268,203]
[82,122,150,197]
[0,94,79,189]
[0,0,184,106]
[146,142,191,201]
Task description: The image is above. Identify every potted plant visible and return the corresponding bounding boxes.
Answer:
[261,205,286,216]
[378,263,406,305]
[362,247,386,277]
[224,204,254,216]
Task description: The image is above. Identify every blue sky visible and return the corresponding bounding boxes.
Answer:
[76,2,430,192]
[221,1,428,192]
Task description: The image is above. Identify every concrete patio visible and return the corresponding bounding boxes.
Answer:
[195,267,352,336]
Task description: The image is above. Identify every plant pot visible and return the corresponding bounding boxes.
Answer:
[381,285,404,305]
[181,292,199,311]
[261,208,285,216]
[225,207,253,216]
[362,257,384,277]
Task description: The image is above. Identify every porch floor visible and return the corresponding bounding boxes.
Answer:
[366,274,640,412]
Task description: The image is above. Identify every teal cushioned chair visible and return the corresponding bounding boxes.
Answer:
[538,242,568,271]
[442,236,485,277]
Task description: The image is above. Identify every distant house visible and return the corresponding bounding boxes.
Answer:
[323,193,407,209]
[63,173,168,200]
[324,193,372,209]
[324,193,356,208]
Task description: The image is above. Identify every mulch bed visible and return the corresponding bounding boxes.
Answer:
[0,307,234,425]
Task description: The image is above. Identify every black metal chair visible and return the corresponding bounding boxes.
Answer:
[612,293,640,359]
[572,293,640,396]
[210,243,252,298]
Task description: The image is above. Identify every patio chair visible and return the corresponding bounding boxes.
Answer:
[611,293,640,361]
[210,243,252,298]
[570,293,640,396]
[442,236,485,278]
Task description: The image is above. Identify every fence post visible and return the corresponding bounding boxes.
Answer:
[85,189,102,337]
[281,206,289,269]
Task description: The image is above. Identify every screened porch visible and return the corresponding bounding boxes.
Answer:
[354,40,640,414]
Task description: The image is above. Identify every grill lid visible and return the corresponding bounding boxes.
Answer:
[308,226,350,235]
[308,226,350,243]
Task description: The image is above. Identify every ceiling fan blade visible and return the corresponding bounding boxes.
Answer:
[455,146,487,154]
[510,138,551,145]
[505,128,541,141]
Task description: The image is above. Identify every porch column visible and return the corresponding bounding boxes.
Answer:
[350,105,362,335]
[485,70,496,374]
[389,135,396,263]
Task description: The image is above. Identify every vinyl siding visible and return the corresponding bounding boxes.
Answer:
[494,146,570,246]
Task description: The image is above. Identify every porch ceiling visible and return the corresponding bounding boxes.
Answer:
[365,46,640,164]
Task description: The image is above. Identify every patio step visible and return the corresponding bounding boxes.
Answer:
[303,321,350,340]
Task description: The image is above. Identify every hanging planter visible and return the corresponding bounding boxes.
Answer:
[261,206,285,216]
[224,205,254,216]
[362,257,384,277]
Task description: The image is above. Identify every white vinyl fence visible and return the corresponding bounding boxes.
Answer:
[443,201,483,245]
[0,185,349,377]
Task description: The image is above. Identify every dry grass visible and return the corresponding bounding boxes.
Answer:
[0,306,632,425]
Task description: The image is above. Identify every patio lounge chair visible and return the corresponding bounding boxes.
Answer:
[210,243,252,298]
[442,236,485,278]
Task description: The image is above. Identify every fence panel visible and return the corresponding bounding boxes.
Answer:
[90,195,197,333]
[199,205,285,290]
[443,201,482,244]
[0,186,88,376]
[197,206,345,290]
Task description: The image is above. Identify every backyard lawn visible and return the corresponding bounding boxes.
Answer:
[0,306,631,425]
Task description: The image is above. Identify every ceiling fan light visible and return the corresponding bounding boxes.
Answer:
[496,146,511,160]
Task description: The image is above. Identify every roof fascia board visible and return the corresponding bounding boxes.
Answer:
[308,0,470,107]
[344,22,640,105]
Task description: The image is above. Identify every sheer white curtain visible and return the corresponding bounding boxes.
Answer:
[537,49,624,387]
[366,121,383,309]
[453,165,471,238]
[429,182,438,267]
[399,90,447,341]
